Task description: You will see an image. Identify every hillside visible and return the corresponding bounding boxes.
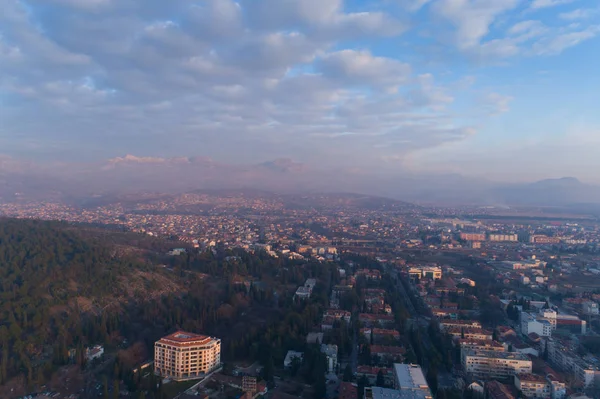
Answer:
[0,218,333,397]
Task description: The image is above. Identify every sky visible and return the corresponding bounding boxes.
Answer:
[1,0,599,183]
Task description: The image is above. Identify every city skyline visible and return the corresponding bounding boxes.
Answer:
[1,0,600,183]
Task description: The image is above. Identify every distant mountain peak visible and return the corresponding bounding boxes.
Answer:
[257,158,306,173]
[104,155,216,169]
[530,176,583,188]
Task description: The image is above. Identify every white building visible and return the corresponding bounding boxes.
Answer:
[321,344,338,373]
[408,266,442,280]
[154,331,221,381]
[392,364,433,398]
[462,350,532,379]
[295,286,312,299]
[583,301,599,315]
[515,374,551,398]
[365,387,432,399]
[521,312,553,337]
[489,234,518,242]
[305,278,317,290]
[85,345,104,362]
[283,351,304,369]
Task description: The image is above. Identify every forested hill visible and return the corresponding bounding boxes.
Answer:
[0,218,143,301]
[0,219,153,384]
[0,218,333,396]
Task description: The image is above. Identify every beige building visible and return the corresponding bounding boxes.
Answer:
[463,350,532,379]
[154,331,221,381]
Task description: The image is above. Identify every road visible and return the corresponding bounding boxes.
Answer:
[350,328,358,374]
[384,265,433,371]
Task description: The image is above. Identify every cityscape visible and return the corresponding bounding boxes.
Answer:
[2,0,600,399]
[1,189,600,399]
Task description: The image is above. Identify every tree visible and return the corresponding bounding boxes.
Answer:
[376,370,385,387]
[426,364,438,394]
[357,375,369,399]
[104,376,109,399]
[343,364,353,382]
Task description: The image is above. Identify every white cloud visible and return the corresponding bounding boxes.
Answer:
[432,0,520,50]
[482,92,513,115]
[559,8,599,20]
[531,0,576,10]
[531,25,600,55]
[0,0,597,171]
[317,49,411,91]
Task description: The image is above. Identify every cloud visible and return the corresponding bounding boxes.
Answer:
[531,25,600,55]
[531,0,576,10]
[0,0,597,175]
[317,49,411,91]
[482,92,513,115]
[432,0,520,50]
[559,8,599,20]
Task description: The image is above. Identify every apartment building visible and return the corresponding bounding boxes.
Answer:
[447,327,493,341]
[392,364,433,398]
[489,234,518,242]
[458,339,505,358]
[154,331,221,381]
[515,374,550,398]
[439,320,482,331]
[514,374,566,399]
[408,266,442,280]
[462,350,532,379]
[547,338,600,388]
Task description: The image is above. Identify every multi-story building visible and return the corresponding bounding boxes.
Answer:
[546,338,600,388]
[321,344,338,373]
[408,266,442,280]
[371,345,406,364]
[462,350,532,379]
[392,364,433,398]
[520,313,553,337]
[356,366,394,386]
[365,387,431,399]
[529,235,561,244]
[154,331,221,381]
[582,301,599,315]
[324,309,352,323]
[439,320,482,331]
[514,373,566,399]
[514,374,550,398]
[489,234,518,242]
[460,233,486,242]
[447,327,493,341]
[458,339,505,358]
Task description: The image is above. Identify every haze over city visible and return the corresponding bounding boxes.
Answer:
[1,0,600,190]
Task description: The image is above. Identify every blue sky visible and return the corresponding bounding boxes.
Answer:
[1,0,599,182]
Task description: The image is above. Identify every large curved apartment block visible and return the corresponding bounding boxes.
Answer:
[154,331,221,381]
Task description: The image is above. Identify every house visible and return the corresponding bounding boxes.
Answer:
[486,381,516,399]
[85,345,104,362]
[306,333,324,344]
[321,344,338,374]
[339,382,357,399]
[371,345,406,364]
[467,382,484,396]
[295,286,312,300]
[356,366,394,386]
[283,351,303,369]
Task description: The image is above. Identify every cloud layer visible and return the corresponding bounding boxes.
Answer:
[0,0,598,175]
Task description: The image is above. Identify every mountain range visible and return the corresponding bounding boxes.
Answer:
[2,154,600,208]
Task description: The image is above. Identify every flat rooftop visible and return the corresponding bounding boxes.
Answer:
[368,387,431,399]
[157,331,215,346]
[464,350,530,361]
[393,364,430,391]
